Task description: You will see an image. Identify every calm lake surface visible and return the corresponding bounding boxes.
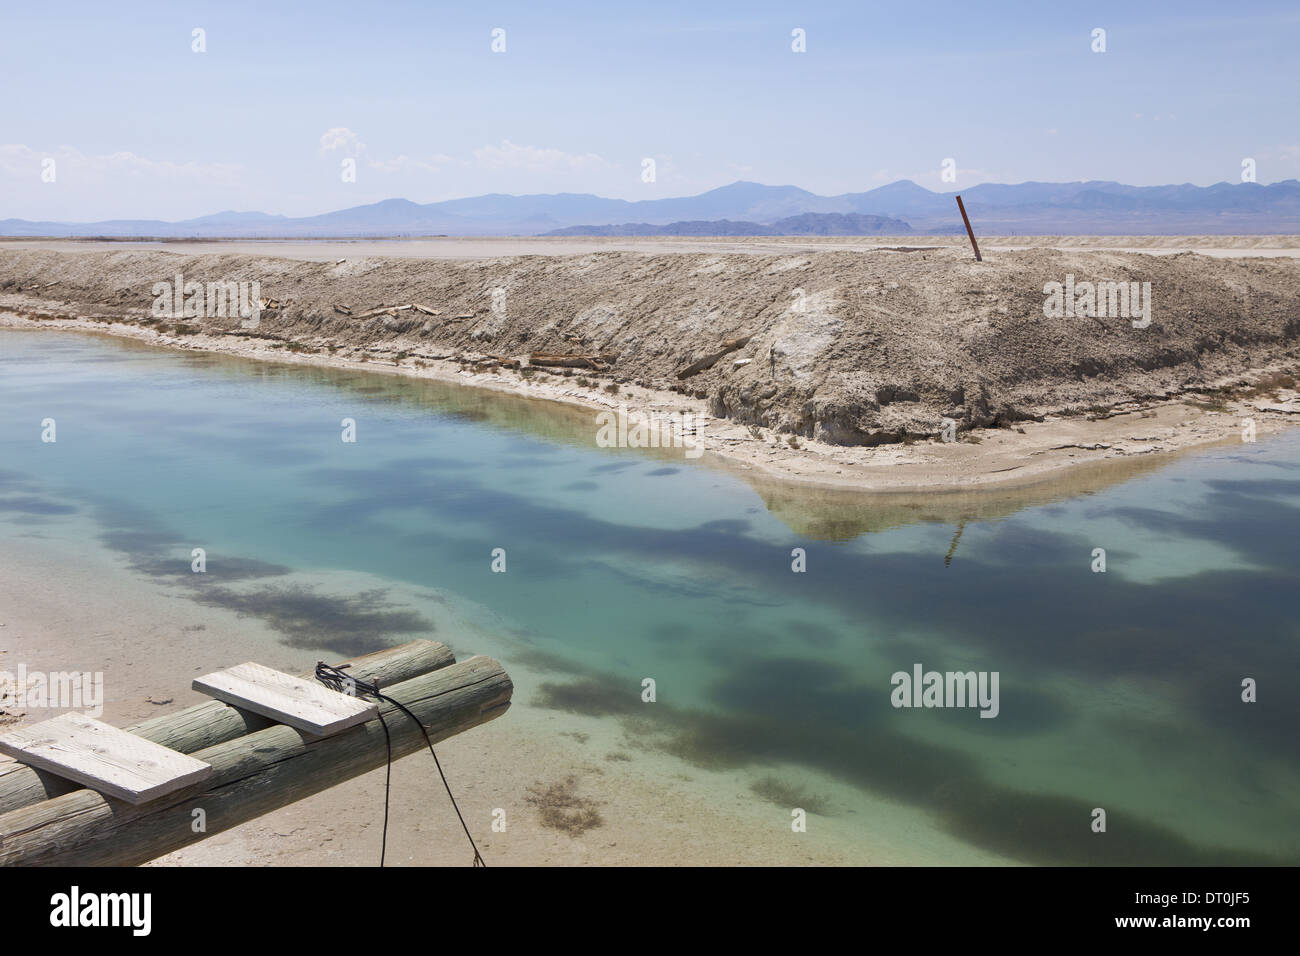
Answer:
[2,329,1297,865]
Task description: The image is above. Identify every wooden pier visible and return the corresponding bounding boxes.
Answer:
[0,640,511,866]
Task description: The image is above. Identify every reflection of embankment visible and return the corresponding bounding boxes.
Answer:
[85,335,619,451]
[734,451,1196,540]
[59,338,1210,542]
[187,350,1219,542]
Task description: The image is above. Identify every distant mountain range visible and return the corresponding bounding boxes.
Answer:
[544,212,911,237]
[4,179,1299,237]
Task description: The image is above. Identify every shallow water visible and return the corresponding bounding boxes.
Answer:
[2,329,1297,865]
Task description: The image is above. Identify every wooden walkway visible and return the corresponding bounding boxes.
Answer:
[0,640,511,866]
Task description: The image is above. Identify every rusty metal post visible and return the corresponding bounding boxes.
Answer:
[955,195,982,261]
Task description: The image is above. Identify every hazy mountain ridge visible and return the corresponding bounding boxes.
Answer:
[544,212,912,237]
[4,179,1298,237]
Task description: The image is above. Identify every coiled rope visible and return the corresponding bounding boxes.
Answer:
[315,661,485,867]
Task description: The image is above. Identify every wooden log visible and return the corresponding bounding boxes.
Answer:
[529,352,617,369]
[355,305,410,319]
[675,335,753,379]
[472,354,521,370]
[0,655,511,867]
[0,640,454,816]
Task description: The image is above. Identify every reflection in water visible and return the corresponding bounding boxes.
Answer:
[2,329,1297,865]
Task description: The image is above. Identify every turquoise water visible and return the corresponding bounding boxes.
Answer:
[2,330,1297,865]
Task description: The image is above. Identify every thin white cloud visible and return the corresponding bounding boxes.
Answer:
[318,129,455,174]
[319,127,364,155]
[0,144,241,183]
[472,139,612,171]
[367,153,456,174]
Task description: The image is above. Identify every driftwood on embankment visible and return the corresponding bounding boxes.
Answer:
[675,334,753,379]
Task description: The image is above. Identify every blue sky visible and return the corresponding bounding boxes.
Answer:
[3,0,1298,220]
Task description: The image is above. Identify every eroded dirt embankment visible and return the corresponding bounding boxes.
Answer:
[1,247,1298,444]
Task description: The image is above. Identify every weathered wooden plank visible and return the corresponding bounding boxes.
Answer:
[0,640,455,815]
[193,662,378,736]
[0,714,212,806]
[675,335,753,379]
[0,655,512,866]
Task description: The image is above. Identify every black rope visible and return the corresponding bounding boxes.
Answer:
[315,661,485,867]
